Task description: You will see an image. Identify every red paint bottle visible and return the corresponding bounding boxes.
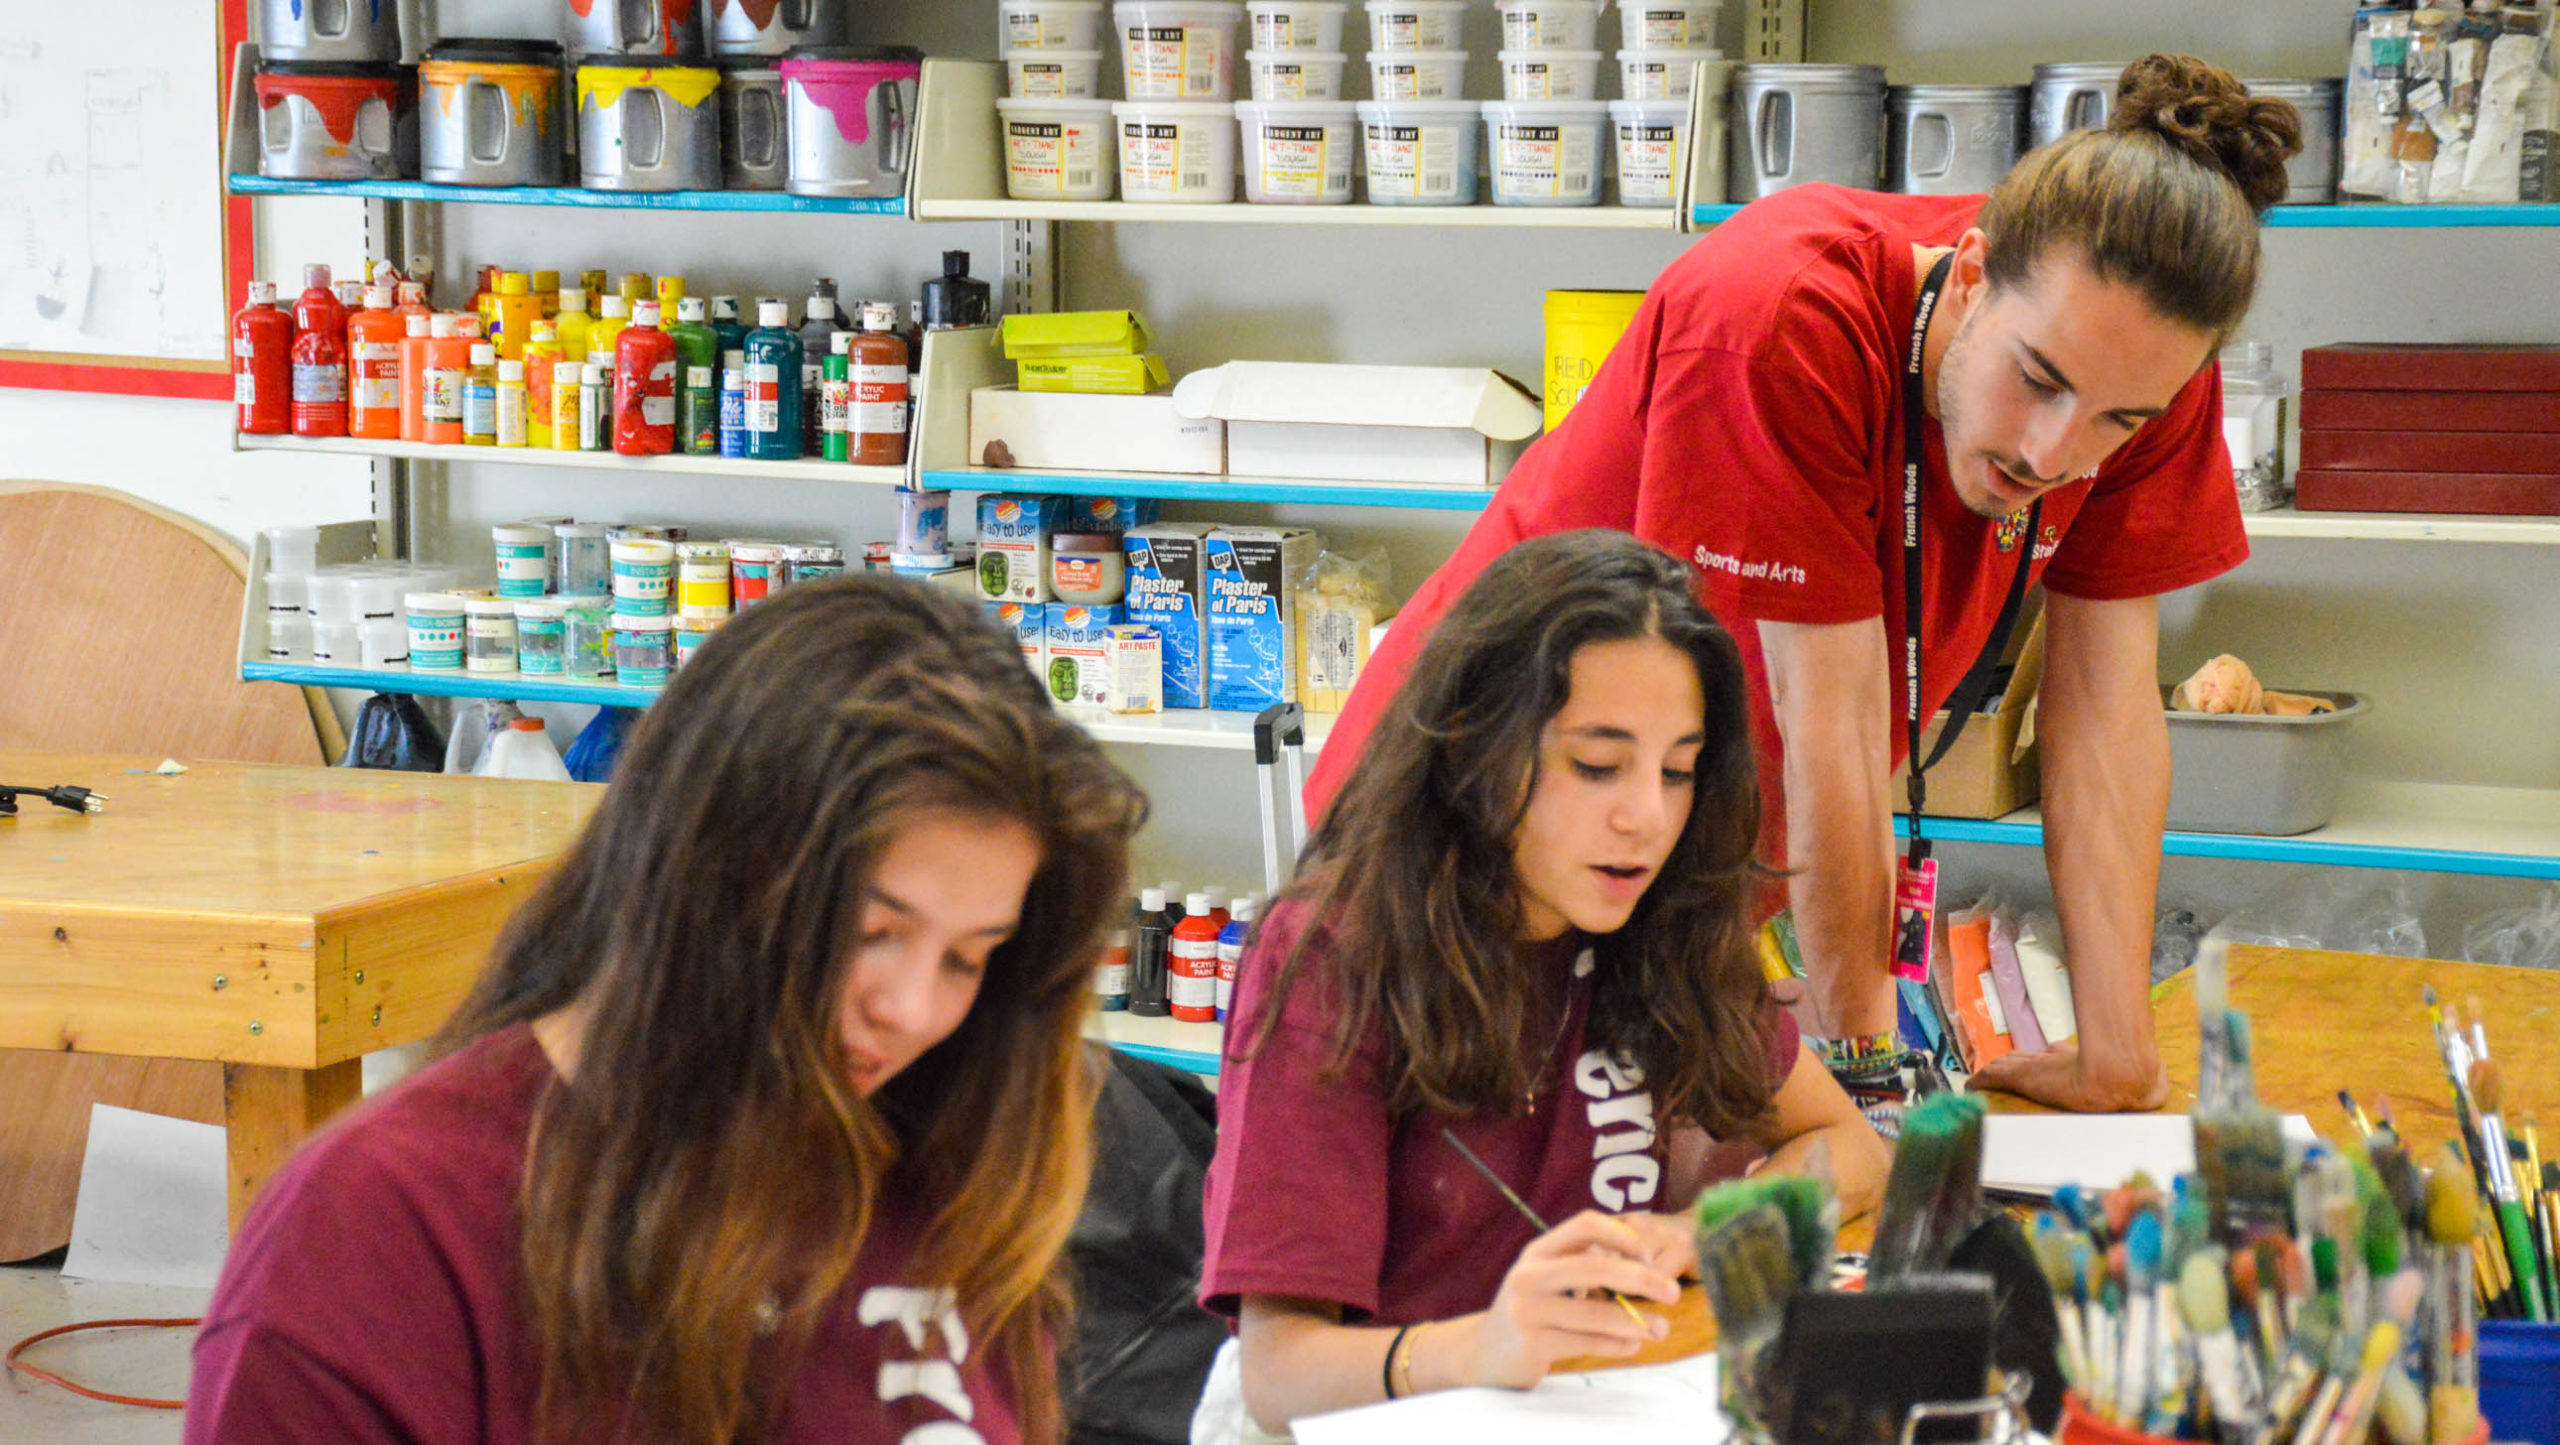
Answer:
[231,280,291,436]
[290,264,349,437]
[612,299,678,456]
[1169,891,1222,1023]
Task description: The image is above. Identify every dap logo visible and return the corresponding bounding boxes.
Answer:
[1994,510,2031,553]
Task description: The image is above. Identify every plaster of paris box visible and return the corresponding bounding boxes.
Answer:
[1107,625,1163,714]
[987,600,1048,681]
[1045,602,1127,707]
[1125,523,1213,709]
[1205,526,1319,711]
[977,493,1064,602]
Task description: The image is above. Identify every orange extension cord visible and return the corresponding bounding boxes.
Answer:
[6,1318,200,1409]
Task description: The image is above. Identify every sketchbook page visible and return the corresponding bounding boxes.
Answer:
[1294,1352,1728,1445]
[1980,1112,2319,1198]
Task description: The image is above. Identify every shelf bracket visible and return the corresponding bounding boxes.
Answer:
[1004,218,1060,315]
[1747,0,1804,61]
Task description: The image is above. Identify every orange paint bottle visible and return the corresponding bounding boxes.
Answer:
[347,284,407,440]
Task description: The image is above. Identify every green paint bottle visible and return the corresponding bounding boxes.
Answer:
[822,332,852,463]
[667,297,721,456]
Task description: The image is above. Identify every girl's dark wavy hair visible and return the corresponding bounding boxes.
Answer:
[1256,529,1777,1135]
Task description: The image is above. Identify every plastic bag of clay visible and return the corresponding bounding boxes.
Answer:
[2459,5,2551,202]
[2203,865,2432,959]
[2461,885,2560,969]
[1292,547,1390,714]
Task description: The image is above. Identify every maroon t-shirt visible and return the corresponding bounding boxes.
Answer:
[1198,907,1799,1325]
[186,1025,1027,1445]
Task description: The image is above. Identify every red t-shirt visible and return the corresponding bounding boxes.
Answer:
[186,1025,1028,1445]
[1307,186,2251,861]
[1198,906,1799,1325]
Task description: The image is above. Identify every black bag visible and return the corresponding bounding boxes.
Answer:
[1065,1045,1226,1445]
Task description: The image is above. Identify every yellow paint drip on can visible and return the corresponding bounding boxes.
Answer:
[421,62,561,138]
[1543,289,1646,433]
[576,64,722,113]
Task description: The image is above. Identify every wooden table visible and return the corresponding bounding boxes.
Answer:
[0,753,600,1230]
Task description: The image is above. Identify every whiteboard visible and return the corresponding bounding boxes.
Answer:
[0,0,229,366]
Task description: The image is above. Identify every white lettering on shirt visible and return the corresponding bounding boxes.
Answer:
[857,1285,987,1443]
[1692,545,1808,586]
[859,1285,972,1361]
[1574,1049,1660,1210]
[878,1361,976,1423]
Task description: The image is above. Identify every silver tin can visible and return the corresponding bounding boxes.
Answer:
[577,60,723,192]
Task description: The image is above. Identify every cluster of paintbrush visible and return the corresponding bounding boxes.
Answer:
[2416,986,2554,1325]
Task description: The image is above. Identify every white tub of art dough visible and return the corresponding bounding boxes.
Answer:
[1115,1,1245,100]
[1001,0,1107,51]
[1357,97,1480,204]
[1008,50,1105,98]
[1113,98,1239,200]
[1236,99,1357,203]
[999,97,1118,199]
[1246,49,1349,100]
[1484,98,1606,205]
[1619,0,1718,49]
[1499,0,1604,51]
[1367,49,1468,101]
[1498,49,1603,100]
[1617,47,1714,100]
[1247,0,1348,51]
[1362,0,1465,52]
[1609,96,1687,207]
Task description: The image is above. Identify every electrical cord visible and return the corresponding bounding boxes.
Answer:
[5,1318,199,1409]
[0,783,107,816]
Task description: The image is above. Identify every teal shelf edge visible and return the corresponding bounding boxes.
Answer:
[228,175,906,215]
[1100,1038,1223,1076]
[917,469,1497,512]
[244,661,664,707]
[1691,200,2560,229]
[1893,813,2560,881]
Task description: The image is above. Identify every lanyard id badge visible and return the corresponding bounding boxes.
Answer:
[1893,252,2041,985]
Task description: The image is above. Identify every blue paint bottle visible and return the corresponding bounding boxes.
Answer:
[742,299,802,461]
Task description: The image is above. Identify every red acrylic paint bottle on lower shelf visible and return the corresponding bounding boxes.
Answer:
[613,300,677,457]
[1169,891,1222,1023]
[290,263,348,438]
[232,280,291,436]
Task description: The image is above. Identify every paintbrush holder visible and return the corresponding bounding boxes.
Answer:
[2057,1392,2489,1445]
[2480,1319,2560,1444]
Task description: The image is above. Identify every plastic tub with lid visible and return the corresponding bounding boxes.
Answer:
[1498,50,1602,101]
[1010,50,1106,98]
[780,46,923,198]
[1002,0,1107,51]
[1237,99,1357,203]
[1248,0,1349,51]
[1608,96,1687,207]
[1485,98,1607,205]
[1246,49,1349,100]
[1115,2,1245,101]
[1618,48,1714,100]
[1499,0,1605,51]
[1357,98,1479,204]
[1112,99,1238,201]
[1619,0,1718,49]
[999,97,1118,199]
[255,62,409,180]
[1368,50,1468,101]
[1363,0,1466,52]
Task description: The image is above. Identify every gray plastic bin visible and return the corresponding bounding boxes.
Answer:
[2163,689,2368,836]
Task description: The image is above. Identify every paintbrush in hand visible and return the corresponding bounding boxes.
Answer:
[1440,1127,1652,1332]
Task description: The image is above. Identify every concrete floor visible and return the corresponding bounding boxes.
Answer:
[0,1254,198,1445]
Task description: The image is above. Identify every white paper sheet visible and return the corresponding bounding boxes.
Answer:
[61,1104,229,1290]
[1293,1352,1728,1445]
[1979,1112,2318,1199]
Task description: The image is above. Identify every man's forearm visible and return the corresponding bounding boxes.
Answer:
[1784,743,1897,1040]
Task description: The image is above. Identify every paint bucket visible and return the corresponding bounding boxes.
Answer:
[1245,50,1348,101]
[1002,0,1108,51]
[1498,49,1603,101]
[1369,49,1468,101]
[709,0,850,57]
[1618,47,1714,101]
[729,539,789,607]
[255,62,408,180]
[1620,0,1719,49]
[1542,287,1642,430]
[1362,0,1465,51]
[1247,0,1348,50]
[405,592,469,672]
[778,46,923,198]
[1010,50,1106,98]
[1498,0,1603,51]
[612,612,675,686]
[492,523,554,597]
[260,0,400,64]
[609,535,677,615]
[676,540,734,617]
[577,59,723,191]
[563,0,704,60]
[419,42,566,186]
[719,58,789,188]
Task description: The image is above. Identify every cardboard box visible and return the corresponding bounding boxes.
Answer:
[1205,526,1320,711]
[976,493,1064,602]
[1171,362,1542,487]
[1019,353,1172,394]
[2300,429,2560,475]
[987,600,1047,681]
[2300,388,2560,433]
[1000,310,1153,359]
[968,387,1225,475]
[2293,471,2560,516]
[1044,602,1126,706]
[1125,523,1214,709]
[1060,496,1162,534]
[1885,610,2046,820]
[2300,343,2560,393]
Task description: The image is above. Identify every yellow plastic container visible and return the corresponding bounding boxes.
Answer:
[1543,289,1645,432]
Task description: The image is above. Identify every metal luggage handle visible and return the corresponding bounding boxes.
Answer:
[1252,703,1307,897]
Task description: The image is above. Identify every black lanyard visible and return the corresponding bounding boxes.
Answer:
[1903,252,2041,867]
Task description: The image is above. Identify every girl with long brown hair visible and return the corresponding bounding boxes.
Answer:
[1196,530,1890,1437]
[186,577,1147,1445]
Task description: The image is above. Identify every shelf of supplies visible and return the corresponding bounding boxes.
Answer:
[918,466,1497,512]
[2241,507,2560,544]
[241,658,1333,753]
[225,174,908,214]
[1085,1010,1224,1076]
[911,197,1684,228]
[1689,200,2560,229]
[1900,780,2560,880]
[236,433,910,487]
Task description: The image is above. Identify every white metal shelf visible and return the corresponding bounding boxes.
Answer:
[1084,1010,1225,1076]
[912,197,1686,228]
[2241,507,2560,544]
[235,433,909,487]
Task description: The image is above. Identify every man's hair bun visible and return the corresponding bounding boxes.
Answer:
[2109,54,2304,214]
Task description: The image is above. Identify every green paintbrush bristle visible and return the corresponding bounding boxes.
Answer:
[2362,1190,2403,1276]
[1869,1092,1986,1280]
[1693,1172,1836,1289]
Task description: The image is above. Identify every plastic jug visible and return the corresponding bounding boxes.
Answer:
[443,699,525,774]
[475,716,575,781]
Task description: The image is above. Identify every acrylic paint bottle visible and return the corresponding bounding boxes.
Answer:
[398,312,433,440]
[1216,894,1256,1022]
[548,360,585,451]
[551,288,594,374]
[742,299,803,461]
[523,322,565,449]
[709,295,748,356]
[1169,892,1221,1023]
[289,264,349,437]
[347,284,406,440]
[578,363,609,451]
[821,332,852,462]
[586,294,631,399]
[666,297,721,454]
[1095,930,1133,1012]
[847,302,911,467]
[495,359,528,447]
[718,349,748,458]
[463,343,499,446]
[232,280,291,436]
[1130,887,1172,1018]
[798,279,844,452]
[489,271,540,361]
[422,313,469,445]
[612,300,677,456]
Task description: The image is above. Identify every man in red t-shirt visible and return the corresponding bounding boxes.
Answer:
[1309,174,2261,1116]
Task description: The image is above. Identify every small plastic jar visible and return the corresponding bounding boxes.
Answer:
[515,597,567,675]
[1008,50,1104,98]
[1247,0,1347,50]
[1115,0,1245,100]
[613,612,675,687]
[492,522,553,598]
[465,596,521,673]
[729,539,787,608]
[677,540,734,618]
[558,594,615,677]
[1245,49,1349,100]
[1363,0,1465,51]
[1497,48,1603,100]
[1617,47,1714,100]
[554,521,611,594]
[609,536,676,616]
[1368,49,1468,101]
[406,591,469,671]
[1498,0,1603,49]
[1001,0,1107,50]
[1052,532,1129,604]
[997,98,1118,200]
[1620,0,1721,50]
[676,617,722,669]
[784,542,848,585]
[2221,338,2290,512]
